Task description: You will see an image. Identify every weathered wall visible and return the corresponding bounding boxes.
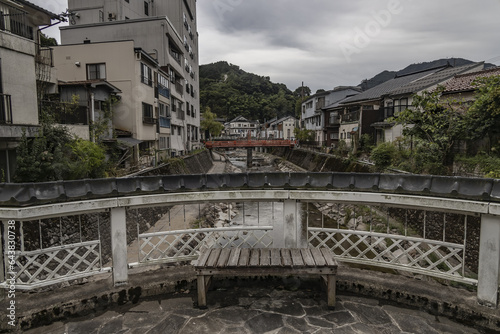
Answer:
[271,147,370,173]
[139,150,213,176]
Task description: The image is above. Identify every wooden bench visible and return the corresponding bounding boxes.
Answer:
[195,248,338,309]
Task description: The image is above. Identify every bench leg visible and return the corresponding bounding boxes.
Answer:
[327,274,336,310]
[197,275,207,309]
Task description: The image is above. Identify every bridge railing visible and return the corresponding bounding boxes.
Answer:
[0,173,499,308]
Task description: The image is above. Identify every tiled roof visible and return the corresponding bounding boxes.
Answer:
[442,67,500,94]
[341,67,443,104]
[16,0,62,19]
[389,63,484,96]
[0,173,498,206]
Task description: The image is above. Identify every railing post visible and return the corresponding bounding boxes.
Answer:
[477,214,500,308]
[110,207,128,286]
[282,200,307,248]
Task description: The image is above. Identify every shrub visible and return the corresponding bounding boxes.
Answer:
[370,142,396,171]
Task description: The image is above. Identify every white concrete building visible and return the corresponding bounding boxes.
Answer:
[265,116,297,139]
[224,116,260,138]
[0,0,61,181]
[60,0,200,155]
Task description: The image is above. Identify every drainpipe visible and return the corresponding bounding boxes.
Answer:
[90,92,95,142]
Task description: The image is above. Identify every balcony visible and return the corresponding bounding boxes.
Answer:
[159,116,171,128]
[35,46,53,66]
[176,109,185,120]
[0,94,12,124]
[158,85,170,99]
[341,111,359,123]
[175,81,184,96]
[0,8,33,40]
[143,117,156,125]
[169,49,181,65]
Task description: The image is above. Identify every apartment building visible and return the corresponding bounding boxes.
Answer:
[53,40,174,163]
[59,0,200,155]
[0,0,61,181]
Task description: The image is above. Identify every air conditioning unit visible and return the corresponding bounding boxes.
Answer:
[108,13,116,21]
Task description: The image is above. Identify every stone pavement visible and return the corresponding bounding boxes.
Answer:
[26,282,481,334]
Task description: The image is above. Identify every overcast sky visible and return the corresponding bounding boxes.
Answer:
[35,0,500,92]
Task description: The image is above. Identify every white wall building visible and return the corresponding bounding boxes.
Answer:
[60,0,200,155]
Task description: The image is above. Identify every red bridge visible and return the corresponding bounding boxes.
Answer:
[203,139,297,149]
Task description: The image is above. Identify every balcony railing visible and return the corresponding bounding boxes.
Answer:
[169,49,181,65]
[0,94,12,124]
[159,116,170,128]
[0,7,33,40]
[143,116,156,125]
[158,85,170,99]
[35,46,53,66]
[341,111,359,123]
[176,109,185,120]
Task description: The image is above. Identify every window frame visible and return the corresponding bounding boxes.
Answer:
[86,63,106,80]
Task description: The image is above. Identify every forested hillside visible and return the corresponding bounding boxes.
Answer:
[199,61,298,121]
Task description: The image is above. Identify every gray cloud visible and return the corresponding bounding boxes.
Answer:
[31,0,500,92]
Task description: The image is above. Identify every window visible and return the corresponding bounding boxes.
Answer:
[125,0,129,2]
[159,136,169,149]
[157,73,169,98]
[87,63,106,80]
[186,102,190,116]
[159,103,170,128]
[142,103,154,124]
[144,1,149,16]
[191,105,194,117]
[99,10,104,22]
[141,63,152,86]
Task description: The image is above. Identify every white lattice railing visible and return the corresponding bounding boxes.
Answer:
[132,226,274,267]
[308,228,476,284]
[5,241,105,289]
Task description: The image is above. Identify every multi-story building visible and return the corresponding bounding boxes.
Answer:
[264,116,297,140]
[53,40,174,164]
[59,0,200,156]
[0,0,61,181]
[224,116,260,138]
[301,87,361,147]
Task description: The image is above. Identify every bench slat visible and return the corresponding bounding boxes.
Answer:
[227,248,241,267]
[270,248,282,266]
[249,249,260,266]
[217,248,231,268]
[260,248,271,266]
[281,249,292,266]
[238,248,250,266]
[291,249,305,267]
[301,249,315,267]
[320,248,337,266]
[310,248,326,266]
[196,248,212,267]
[206,248,221,268]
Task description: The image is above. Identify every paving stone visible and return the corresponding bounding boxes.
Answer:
[284,316,313,333]
[306,316,334,329]
[219,326,251,334]
[276,327,302,334]
[388,312,440,334]
[181,315,226,333]
[98,316,124,333]
[344,302,393,325]
[350,322,385,333]
[24,321,66,334]
[302,305,333,317]
[145,314,187,334]
[129,300,162,313]
[121,310,167,330]
[245,313,284,333]
[66,317,102,334]
[322,310,357,326]
[249,299,305,317]
[208,308,260,324]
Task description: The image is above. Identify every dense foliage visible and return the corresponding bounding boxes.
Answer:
[200,61,301,122]
[200,108,224,139]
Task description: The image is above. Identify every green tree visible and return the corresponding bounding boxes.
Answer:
[40,32,58,47]
[391,87,466,166]
[294,128,315,142]
[66,139,107,179]
[466,75,500,154]
[201,107,224,139]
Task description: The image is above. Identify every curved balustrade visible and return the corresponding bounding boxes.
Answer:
[0,173,499,308]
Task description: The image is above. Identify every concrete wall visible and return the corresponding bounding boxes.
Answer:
[0,33,38,126]
[138,149,213,176]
